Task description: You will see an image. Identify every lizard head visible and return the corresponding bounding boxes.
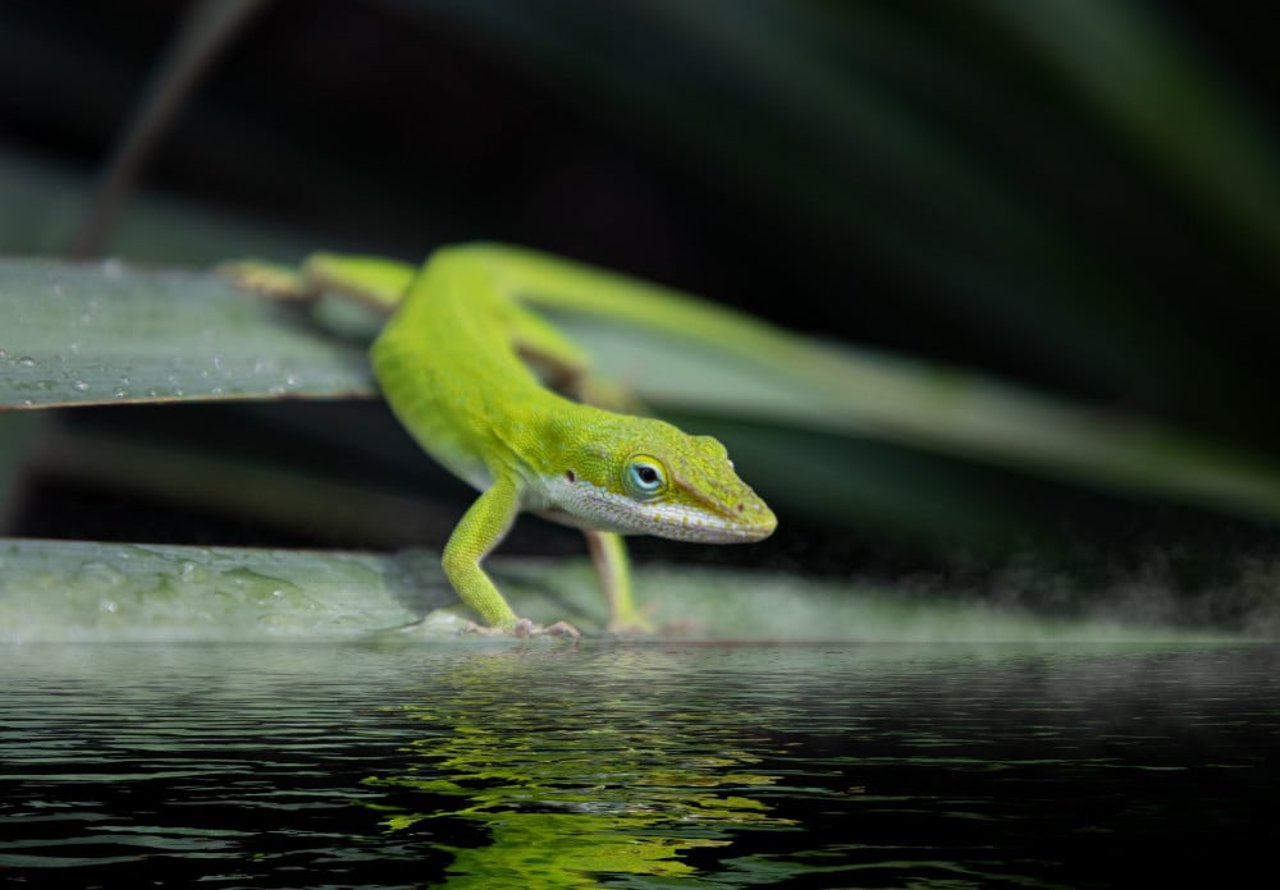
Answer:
[545,413,777,543]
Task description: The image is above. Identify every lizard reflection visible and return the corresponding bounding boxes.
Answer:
[363,648,794,887]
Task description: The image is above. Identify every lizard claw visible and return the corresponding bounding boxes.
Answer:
[515,618,582,641]
[462,617,581,642]
[538,620,582,640]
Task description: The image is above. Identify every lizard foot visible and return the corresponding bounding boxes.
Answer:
[605,617,656,635]
[606,601,702,636]
[216,260,315,301]
[515,618,582,641]
[462,618,581,641]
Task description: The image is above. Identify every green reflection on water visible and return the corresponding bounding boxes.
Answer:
[365,649,796,887]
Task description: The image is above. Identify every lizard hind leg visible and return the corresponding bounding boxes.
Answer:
[218,252,417,313]
[300,253,417,313]
[507,304,647,413]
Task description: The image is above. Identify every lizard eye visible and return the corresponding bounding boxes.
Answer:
[624,456,666,500]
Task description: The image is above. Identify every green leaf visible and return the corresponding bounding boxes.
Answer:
[0,258,374,407]
[0,538,435,643]
[0,537,1214,644]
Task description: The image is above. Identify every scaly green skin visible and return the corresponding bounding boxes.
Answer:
[224,243,776,636]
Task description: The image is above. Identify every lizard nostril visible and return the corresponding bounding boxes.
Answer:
[736,503,745,513]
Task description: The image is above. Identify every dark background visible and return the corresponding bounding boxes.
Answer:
[4,0,1280,627]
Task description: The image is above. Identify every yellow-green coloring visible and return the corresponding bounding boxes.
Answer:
[223,244,776,637]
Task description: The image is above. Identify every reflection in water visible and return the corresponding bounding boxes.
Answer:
[365,650,795,886]
[0,641,1278,888]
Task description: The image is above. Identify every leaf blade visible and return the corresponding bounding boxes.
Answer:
[0,538,1209,644]
[0,258,375,408]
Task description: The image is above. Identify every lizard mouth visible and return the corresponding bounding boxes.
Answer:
[673,522,775,544]
[640,502,777,544]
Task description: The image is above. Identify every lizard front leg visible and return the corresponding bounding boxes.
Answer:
[443,475,579,640]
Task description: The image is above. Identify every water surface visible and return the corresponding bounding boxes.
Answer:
[2,641,1276,887]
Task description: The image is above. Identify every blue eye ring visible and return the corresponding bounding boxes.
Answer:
[624,456,666,499]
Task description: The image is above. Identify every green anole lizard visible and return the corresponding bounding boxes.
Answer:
[223,243,776,638]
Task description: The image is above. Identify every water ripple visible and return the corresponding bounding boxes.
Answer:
[0,642,1276,887]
